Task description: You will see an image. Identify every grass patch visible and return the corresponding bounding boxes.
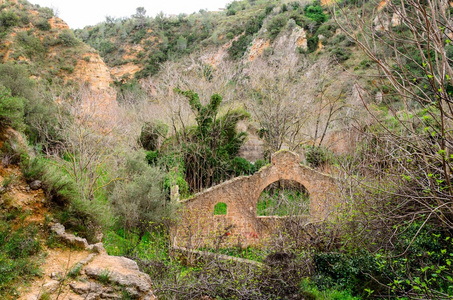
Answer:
[0,211,43,297]
[257,181,309,216]
[299,278,361,300]
[98,269,111,284]
[67,264,82,279]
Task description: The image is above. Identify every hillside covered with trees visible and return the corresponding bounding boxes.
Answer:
[0,0,453,298]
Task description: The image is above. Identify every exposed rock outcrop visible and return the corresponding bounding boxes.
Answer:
[23,223,157,300]
[202,33,244,67]
[273,25,307,60]
[248,38,270,61]
[85,255,155,299]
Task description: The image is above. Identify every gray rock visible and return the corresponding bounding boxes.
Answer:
[50,223,65,236]
[87,242,106,254]
[29,180,42,190]
[50,223,89,249]
[43,280,60,293]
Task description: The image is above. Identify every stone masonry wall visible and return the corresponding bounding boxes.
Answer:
[171,150,340,248]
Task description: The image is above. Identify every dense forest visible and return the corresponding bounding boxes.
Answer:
[0,0,453,298]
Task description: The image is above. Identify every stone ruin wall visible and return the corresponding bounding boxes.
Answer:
[171,150,340,249]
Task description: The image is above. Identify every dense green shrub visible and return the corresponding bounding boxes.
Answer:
[265,4,275,14]
[230,156,255,176]
[58,29,79,46]
[174,89,249,192]
[213,202,227,215]
[0,62,36,100]
[305,146,329,167]
[0,10,19,30]
[304,3,328,25]
[34,17,50,31]
[289,12,312,28]
[0,63,62,147]
[132,28,147,43]
[331,47,351,62]
[0,85,24,131]
[316,22,337,39]
[267,14,288,40]
[254,159,267,170]
[16,31,45,58]
[313,251,382,296]
[328,33,346,45]
[228,34,252,59]
[145,150,159,165]
[307,35,319,53]
[110,151,176,234]
[98,40,115,55]
[37,6,54,19]
[137,49,167,77]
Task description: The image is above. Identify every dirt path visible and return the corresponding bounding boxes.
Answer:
[19,248,93,300]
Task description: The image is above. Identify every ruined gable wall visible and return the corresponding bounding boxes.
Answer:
[172,151,340,248]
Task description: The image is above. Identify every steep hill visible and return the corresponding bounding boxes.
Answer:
[76,0,379,156]
[0,0,117,120]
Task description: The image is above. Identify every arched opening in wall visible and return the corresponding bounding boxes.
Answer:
[213,202,227,215]
[257,179,309,216]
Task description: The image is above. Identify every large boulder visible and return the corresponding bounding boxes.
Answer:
[84,255,156,299]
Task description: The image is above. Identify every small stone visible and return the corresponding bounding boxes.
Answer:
[87,242,106,254]
[29,180,42,190]
[50,223,66,236]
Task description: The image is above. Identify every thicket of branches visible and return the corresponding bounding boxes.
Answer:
[329,0,453,297]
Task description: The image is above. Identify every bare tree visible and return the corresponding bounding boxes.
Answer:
[242,56,348,156]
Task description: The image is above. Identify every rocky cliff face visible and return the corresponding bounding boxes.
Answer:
[72,52,118,121]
